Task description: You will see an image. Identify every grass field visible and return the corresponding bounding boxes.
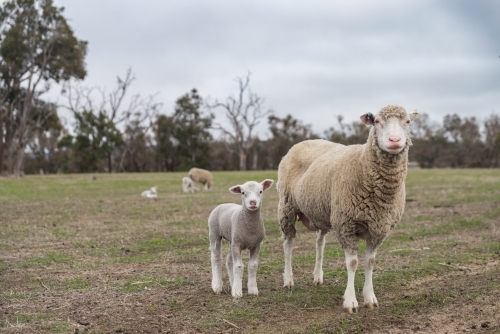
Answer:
[0,170,499,333]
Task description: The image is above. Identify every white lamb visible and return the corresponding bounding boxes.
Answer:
[208,179,274,298]
[182,176,199,193]
[277,105,418,313]
[141,186,158,199]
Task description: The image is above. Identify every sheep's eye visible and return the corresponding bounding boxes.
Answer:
[406,120,410,124]
[375,119,380,124]
[259,191,262,194]
[241,192,245,195]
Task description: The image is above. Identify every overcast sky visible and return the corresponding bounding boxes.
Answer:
[51,0,500,138]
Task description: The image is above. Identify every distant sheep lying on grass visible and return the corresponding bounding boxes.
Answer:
[189,168,212,190]
[277,105,418,313]
[182,176,199,193]
[209,179,274,298]
[141,186,158,199]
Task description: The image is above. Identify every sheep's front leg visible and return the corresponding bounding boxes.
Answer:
[283,236,294,288]
[343,250,359,313]
[231,244,244,298]
[363,242,379,309]
[210,238,223,294]
[313,230,326,285]
[247,244,261,295]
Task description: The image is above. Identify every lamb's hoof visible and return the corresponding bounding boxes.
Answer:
[212,286,222,294]
[283,275,294,289]
[313,278,323,286]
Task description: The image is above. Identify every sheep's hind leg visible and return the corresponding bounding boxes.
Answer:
[210,237,223,294]
[283,236,294,288]
[313,230,326,285]
[247,244,260,295]
[363,241,379,309]
[230,244,244,298]
[343,250,359,313]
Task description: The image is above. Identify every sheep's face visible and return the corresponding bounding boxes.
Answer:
[229,179,274,211]
[360,105,418,154]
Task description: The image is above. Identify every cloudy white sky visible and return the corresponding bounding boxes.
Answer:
[51,0,500,138]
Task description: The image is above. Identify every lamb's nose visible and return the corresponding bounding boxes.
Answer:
[250,201,257,206]
[389,136,401,143]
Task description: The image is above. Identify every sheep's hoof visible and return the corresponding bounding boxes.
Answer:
[364,303,374,310]
[346,307,358,314]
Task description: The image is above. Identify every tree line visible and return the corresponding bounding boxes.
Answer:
[1,0,500,176]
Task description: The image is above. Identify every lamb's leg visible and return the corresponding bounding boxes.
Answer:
[226,249,234,287]
[210,237,223,294]
[283,236,294,288]
[343,250,359,313]
[231,244,244,298]
[247,244,260,295]
[363,242,379,309]
[313,230,326,285]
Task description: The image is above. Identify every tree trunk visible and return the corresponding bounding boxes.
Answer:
[239,152,247,171]
[107,153,112,173]
[14,141,24,177]
[252,148,258,170]
[0,113,3,175]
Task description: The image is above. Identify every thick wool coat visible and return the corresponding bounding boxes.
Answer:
[188,167,213,189]
[277,106,410,253]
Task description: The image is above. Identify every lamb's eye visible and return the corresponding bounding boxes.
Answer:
[259,191,262,194]
[406,120,410,124]
[241,192,245,195]
[375,119,380,124]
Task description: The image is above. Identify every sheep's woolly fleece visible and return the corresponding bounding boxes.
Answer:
[278,105,410,253]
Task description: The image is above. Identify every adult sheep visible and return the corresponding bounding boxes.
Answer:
[188,168,213,190]
[277,105,418,313]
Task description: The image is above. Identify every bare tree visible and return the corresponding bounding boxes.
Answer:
[119,94,161,172]
[62,68,161,172]
[207,73,272,170]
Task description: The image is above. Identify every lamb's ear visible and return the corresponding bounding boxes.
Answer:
[261,179,274,191]
[360,112,375,125]
[229,185,242,194]
[409,110,419,122]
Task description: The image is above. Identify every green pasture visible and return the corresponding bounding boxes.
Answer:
[0,169,499,333]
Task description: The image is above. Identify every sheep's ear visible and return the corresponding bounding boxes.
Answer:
[360,112,375,125]
[229,185,242,194]
[261,179,274,191]
[409,110,418,122]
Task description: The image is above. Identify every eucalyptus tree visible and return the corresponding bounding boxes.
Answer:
[0,0,87,176]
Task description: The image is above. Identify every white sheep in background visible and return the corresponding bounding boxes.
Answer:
[188,167,213,190]
[208,179,274,298]
[182,176,199,193]
[141,186,158,199]
[277,105,418,313]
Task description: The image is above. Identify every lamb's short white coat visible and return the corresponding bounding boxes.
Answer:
[208,179,274,298]
[182,176,198,193]
[141,186,157,198]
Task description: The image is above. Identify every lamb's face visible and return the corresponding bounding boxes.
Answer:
[360,105,418,154]
[229,179,274,211]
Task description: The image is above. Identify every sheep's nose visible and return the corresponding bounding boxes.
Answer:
[249,201,257,207]
[389,136,401,143]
